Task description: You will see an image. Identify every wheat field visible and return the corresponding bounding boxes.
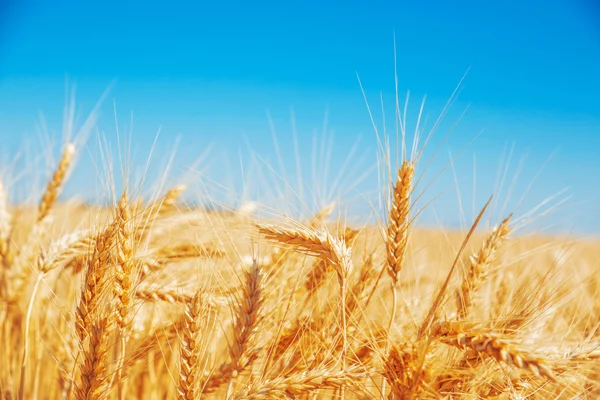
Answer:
[0,126,599,400]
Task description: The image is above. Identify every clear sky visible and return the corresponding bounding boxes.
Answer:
[0,0,599,236]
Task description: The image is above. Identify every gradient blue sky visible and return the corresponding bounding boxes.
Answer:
[0,0,599,235]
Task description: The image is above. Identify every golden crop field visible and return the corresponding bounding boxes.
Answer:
[0,133,599,400]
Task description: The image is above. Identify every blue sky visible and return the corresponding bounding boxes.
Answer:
[0,0,599,235]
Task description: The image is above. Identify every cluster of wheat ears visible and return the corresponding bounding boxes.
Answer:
[0,122,598,400]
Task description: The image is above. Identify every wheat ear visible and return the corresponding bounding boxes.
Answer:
[178,293,206,400]
[432,320,556,381]
[113,192,135,334]
[75,316,111,400]
[137,184,187,241]
[135,287,225,308]
[111,192,138,399]
[233,366,365,399]
[38,143,75,222]
[75,227,113,342]
[386,160,414,286]
[257,224,353,285]
[456,215,511,319]
[228,260,264,378]
[383,160,414,398]
[157,184,187,216]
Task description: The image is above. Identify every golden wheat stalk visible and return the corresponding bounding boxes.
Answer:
[382,160,415,398]
[38,229,94,274]
[177,293,205,400]
[197,261,264,396]
[75,316,111,400]
[233,366,365,399]
[304,228,359,294]
[229,260,264,372]
[456,215,512,319]
[136,184,187,241]
[75,227,113,342]
[157,184,186,216]
[257,222,354,388]
[38,143,75,223]
[257,223,353,285]
[386,160,415,286]
[307,202,336,227]
[432,320,556,381]
[417,196,493,340]
[113,192,135,334]
[135,286,226,308]
[109,192,139,399]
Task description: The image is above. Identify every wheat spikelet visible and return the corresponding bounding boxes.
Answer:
[8,144,76,300]
[197,261,264,395]
[382,161,415,397]
[456,215,512,319]
[383,342,431,399]
[113,192,136,334]
[75,316,111,400]
[262,204,337,275]
[177,293,205,400]
[307,201,336,227]
[386,161,414,286]
[158,184,186,216]
[38,229,94,274]
[135,286,226,308]
[75,227,113,342]
[257,224,353,284]
[233,366,365,399]
[230,259,264,372]
[432,320,556,381]
[38,143,75,223]
[304,228,359,293]
[137,184,187,240]
[257,223,331,256]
